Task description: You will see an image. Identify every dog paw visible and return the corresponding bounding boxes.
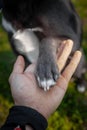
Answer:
[35,59,59,91]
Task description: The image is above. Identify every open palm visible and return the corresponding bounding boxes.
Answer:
[9,40,81,119]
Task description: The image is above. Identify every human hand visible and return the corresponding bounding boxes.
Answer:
[9,40,82,119]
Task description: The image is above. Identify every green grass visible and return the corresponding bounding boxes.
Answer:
[0,23,16,101]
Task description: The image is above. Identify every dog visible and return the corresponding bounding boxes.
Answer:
[2,0,87,91]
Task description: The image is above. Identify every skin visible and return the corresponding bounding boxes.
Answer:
[9,40,82,130]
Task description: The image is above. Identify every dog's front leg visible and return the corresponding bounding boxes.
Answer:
[35,38,60,91]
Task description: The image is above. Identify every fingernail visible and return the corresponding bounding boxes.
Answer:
[65,39,73,46]
[75,51,82,59]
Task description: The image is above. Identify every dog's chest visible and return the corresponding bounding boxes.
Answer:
[13,29,40,63]
[2,17,45,63]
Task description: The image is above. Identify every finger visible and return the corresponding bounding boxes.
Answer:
[57,40,73,72]
[24,64,36,74]
[47,51,81,111]
[12,55,25,74]
[57,40,67,58]
[46,51,81,113]
[62,51,82,83]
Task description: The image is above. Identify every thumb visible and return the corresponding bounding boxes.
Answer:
[12,55,25,74]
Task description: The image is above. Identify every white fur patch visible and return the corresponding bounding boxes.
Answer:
[77,85,86,93]
[37,77,56,91]
[2,17,16,33]
[2,17,43,63]
[42,79,56,91]
[28,27,43,32]
[46,79,56,89]
[13,29,39,63]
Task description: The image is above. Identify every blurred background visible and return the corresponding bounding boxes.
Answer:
[0,0,87,129]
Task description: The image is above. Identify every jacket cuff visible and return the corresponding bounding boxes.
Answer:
[1,106,48,130]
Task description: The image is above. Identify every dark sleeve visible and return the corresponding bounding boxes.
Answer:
[0,106,48,130]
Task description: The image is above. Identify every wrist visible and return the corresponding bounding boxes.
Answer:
[1,106,48,130]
